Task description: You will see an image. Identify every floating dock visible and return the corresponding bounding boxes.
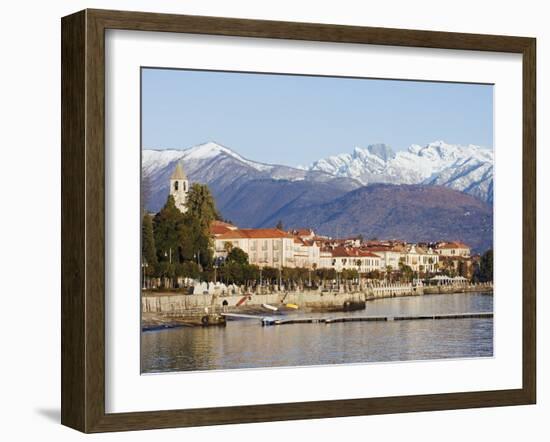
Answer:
[222,312,493,326]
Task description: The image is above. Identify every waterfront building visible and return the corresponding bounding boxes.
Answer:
[288,228,316,241]
[170,162,189,213]
[434,241,471,257]
[327,246,382,273]
[319,248,334,269]
[404,244,440,273]
[213,228,295,268]
[367,247,404,271]
[210,220,238,236]
[292,237,321,269]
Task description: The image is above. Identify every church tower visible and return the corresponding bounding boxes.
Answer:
[170,162,189,213]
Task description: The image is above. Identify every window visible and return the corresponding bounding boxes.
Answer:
[174,181,179,191]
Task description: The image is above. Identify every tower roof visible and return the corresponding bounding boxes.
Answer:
[170,162,187,180]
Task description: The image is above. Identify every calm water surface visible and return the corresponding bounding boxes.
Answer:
[141,292,493,373]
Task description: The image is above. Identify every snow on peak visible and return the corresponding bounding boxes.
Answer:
[183,141,272,172]
[308,140,493,202]
[142,139,493,203]
[184,141,227,160]
[143,141,274,174]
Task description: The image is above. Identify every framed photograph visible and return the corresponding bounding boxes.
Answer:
[61,9,536,433]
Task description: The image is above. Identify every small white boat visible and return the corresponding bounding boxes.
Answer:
[261,303,278,312]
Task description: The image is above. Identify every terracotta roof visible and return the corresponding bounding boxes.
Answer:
[214,230,245,239]
[212,220,236,228]
[211,225,233,236]
[210,220,238,236]
[170,162,187,180]
[364,246,392,252]
[331,247,381,258]
[359,251,383,258]
[216,228,293,240]
[436,241,469,249]
[290,228,314,237]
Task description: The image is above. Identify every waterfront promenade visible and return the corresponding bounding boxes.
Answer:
[141,282,493,327]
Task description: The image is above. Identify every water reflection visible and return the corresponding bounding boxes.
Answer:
[141,293,493,373]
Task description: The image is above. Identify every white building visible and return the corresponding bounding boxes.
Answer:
[434,241,471,257]
[170,162,189,213]
[368,248,404,271]
[404,245,440,272]
[293,237,321,269]
[325,247,382,273]
[213,228,295,268]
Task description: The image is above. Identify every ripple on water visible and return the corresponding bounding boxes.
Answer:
[141,292,493,373]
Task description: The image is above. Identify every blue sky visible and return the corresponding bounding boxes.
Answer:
[142,68,493,167]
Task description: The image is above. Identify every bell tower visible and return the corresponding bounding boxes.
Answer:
[170,162,189,213]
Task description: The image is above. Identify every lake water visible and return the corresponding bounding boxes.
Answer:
[141,292,493,373]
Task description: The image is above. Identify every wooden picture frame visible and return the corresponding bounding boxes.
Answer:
[61,8,536,433]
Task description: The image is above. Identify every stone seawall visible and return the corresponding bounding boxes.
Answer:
[142,282,494,318]
[142,290,368,317]
[423,283,493,295]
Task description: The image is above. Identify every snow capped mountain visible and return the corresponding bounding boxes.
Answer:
[142,141,361,213]
[142,141,273,176]
[142,140,493,250]
[143,140,493,215]
[307,140,493,202]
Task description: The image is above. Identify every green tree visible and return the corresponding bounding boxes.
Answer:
[479,249,493,282]
[185,183,220,268]
[243,264,261,286]
[186,183,220,228]
[343,268,359,281]
[180,261,201,279]
[141,173,152,217]
[365,270,380,280]
[262,266,279,284]
[226,247,249,265]
[275,220,284,230]
[398,262,414,282]
[153,195,186,265]
[141,213,158,276]
[457,260,467,278]
[220,261,244,284]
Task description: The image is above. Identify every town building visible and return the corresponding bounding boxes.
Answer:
[434,241,471,257]
[288,228,316,241]
[403,244,440,273]
[170,162,189,213]
[366,247,404,271]
[292,237,321,269]
[328,247,382,273]
[210,220,238,236]
[213,228,296,268]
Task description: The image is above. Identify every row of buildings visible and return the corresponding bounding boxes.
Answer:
[169,162,473,276]
[210,220,471,275]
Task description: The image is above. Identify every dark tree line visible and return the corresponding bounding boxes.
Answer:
[474,249,493,282]
[141,183,219,286]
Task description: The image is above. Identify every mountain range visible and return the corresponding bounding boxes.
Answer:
[142,141,494,252]
[305,140,493,203]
